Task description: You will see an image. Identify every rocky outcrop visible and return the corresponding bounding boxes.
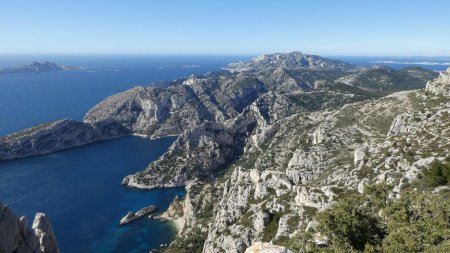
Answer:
[0,119,99,160]
[119,205,156,225]
[122,122,242,189]
[426,67,450,95]
[0,203,59,253]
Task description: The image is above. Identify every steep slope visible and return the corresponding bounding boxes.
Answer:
[0,119,99,160]
[159,68,449,253]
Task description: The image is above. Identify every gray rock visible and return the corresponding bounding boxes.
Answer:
[119,205,157,225]
[426,67,450,95]
[0,203,60,253]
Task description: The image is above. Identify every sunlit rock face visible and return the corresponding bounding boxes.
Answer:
[426,67,450,95]
[0,203,60,253]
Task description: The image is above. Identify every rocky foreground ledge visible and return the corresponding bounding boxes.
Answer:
[244,242,292,253]
[0,203,59,253]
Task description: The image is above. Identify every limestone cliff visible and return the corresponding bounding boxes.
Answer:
[159,67,449,253]
[0,119,99,160]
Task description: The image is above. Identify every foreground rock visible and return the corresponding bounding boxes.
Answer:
[119,205,156,225]
[244,242,293,253]
[0,203,60,253]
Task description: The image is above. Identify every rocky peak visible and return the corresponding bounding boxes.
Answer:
[227,51,355,73]
[0,203,60,253]
[426,67,450,95]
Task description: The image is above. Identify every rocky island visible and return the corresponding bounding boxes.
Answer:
[1,52,449,253]
[0,61,79,75]
[119,205,157,225]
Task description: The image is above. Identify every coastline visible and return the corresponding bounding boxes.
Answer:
[158,212,183,235]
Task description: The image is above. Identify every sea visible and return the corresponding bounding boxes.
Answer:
[0,55,448,253]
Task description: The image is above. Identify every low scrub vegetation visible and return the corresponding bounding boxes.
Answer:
[286,183,449,252]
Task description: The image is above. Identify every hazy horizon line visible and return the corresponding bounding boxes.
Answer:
[0,52,450,58]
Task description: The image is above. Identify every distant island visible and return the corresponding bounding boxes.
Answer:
[0,61,80,74]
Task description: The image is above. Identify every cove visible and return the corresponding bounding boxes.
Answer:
[0,136,184,253]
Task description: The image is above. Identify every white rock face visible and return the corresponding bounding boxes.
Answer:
[354,146,367,165]
[0,204,60,253]
[244,242,293,253]
[32,213,60,253]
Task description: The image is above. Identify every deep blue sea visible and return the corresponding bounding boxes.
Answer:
[0,55,447,253]
[0,55,251,135]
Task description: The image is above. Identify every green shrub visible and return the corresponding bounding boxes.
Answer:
[291,183,450,253]
[317,186,387,251]
[422,159,450,186]
[262,212,284,242]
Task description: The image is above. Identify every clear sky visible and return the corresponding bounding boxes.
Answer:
[1,0,449,56]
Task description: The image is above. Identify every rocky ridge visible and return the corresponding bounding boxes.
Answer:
[0,203,59,253]
[158,67,449,252]
[0,52,436,162]
[0,119,100,160]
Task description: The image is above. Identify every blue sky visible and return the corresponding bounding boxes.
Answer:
[1,0,449,56]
